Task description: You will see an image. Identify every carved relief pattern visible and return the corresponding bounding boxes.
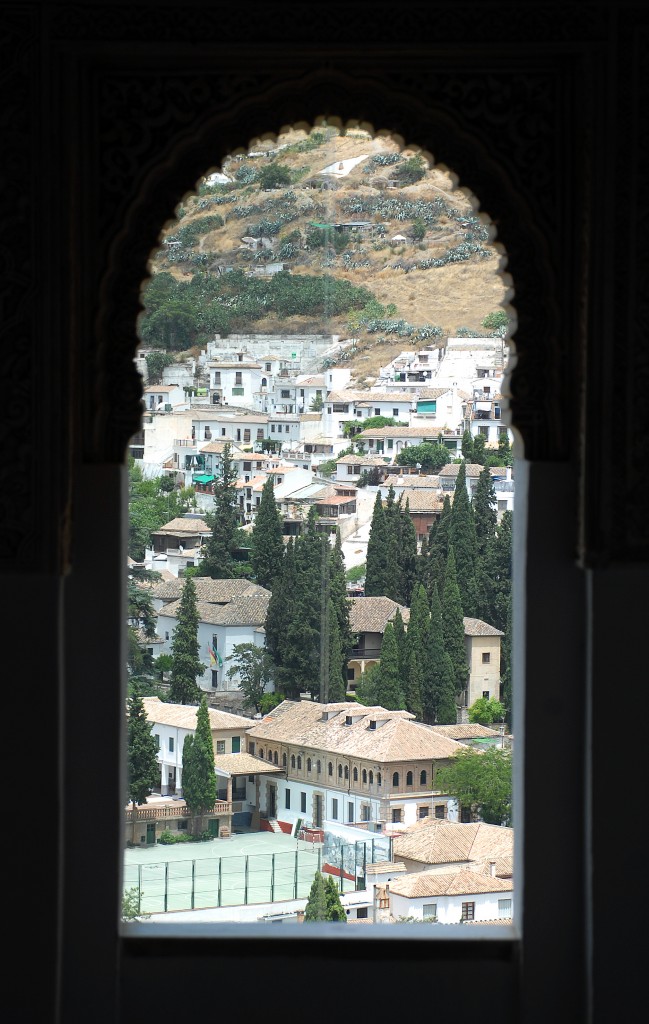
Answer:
[0,9,39,570]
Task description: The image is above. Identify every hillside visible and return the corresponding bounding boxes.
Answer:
[146,126,508,382]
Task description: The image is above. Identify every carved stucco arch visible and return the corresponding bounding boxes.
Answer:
[94,68,566,465]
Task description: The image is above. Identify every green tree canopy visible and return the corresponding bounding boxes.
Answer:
[468,695,506,725]
[181,694,217,834]
[251,477,284,590]
[168,576,203,704]
[373,621,405,710]
[449,462,478,616]
[324,875,347,922]
[304,871,328,922]
[201,443,240,579]
[396,442,451,474]
[126,693,160,811]
[435,746,512,826]
[442,546,469,697]
[226,642,274,713]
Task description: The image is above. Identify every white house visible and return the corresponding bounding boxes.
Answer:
[207,360,262,408]
[385,866,513,924]
[245,700,465,839]
[152,577,271,692]
[142,383,187,412]
[145,514,212,577]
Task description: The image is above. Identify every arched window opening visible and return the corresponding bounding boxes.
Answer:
[328,762,333,777]
[353,767,358,782]
[420,770,427,786]
[282,753,287,768]
[307,758,312,772]
[362,769,367,784]
[392,772,399,788]
[291,755,296,770]
[406,771,413,786]
[297,756,302,770]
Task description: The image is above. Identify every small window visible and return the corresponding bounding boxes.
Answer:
[348,801,354,823]
[406,771,413,786]
[291,755,296,769]
[244,429,251,442]
[353,767,358,782]
[374,408,380,416]
[418,806,429,819]
[362,769,367,784]
[392,772,399,787]
[361,804,371,822]
[392,408,399,417]
[168,737,174,752]
[420,770,427,785]
[344,765,349,780]
[243,461,252,471]
[177,819,188,831]
[328,762,333,777]
[273,750,278,765]
[391,807,402,823]
[285,789,291,809]
[249,742,255,756]
[282,752,287,767]
[257,429,264,440]
[331,798,338,820]
[422,903,437,920]
[461,902,475,922]
[297,755,302,770]
[301,792,307,813]
[377,772,382,787]
[498,899,512,918]
[259,748,264,760]
[338,764,343,779]
[307,758,312,772]
[435,805,446,819]
[211,669,219,688]
[216,740,225,755]
[482,652,491,664]
[317,760,321,774]
[154,734,160,750]
[482,690,490,699]
[356,907,368,919]
[369,771,373,784]
[267,749,273,761]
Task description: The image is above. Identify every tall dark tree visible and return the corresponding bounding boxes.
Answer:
[461,429,474,462]
[500,592,513,729]
[478,510,513,630]
[473,465,498,560]
[472,432,487,465]
[427,494,452,598]
[329,529,354,671]
[404,583,429,719]
[126,693,160,844]
[398,500,419,606]
[304,871,328,922]
[423,581,458,724]
[383,485,401,602]
[449,462,478,616]
[392,607,408,686]
[201,443,240,578]
[324,874,347,922]
[405,646,424,720]
[373,621,405,710]
[251,476,284,590]
[442,546,469,697]
[264,538,295,668]
[168,576,203,704]
[181,694,217,835]
[326,602,346,702]
[365,492,390,596]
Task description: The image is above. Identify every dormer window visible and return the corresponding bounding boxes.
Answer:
[345,715,353,725]
[369,720,377,730]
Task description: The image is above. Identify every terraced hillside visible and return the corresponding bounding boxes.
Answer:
[143,126,509,382]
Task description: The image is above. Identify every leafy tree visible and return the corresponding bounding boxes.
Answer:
[181,694,217,835]
[309,393,324,412]
[435,746,512,826]
[472,433,487,466]
[496,432,513,467]
[354,662,381,706]
[201,443,240,578]
[226,642,274,713]
[251,477,284,589]
[145,351,174,384]
[396,154,427,184]
[304,870,328,922]
[126,693,160,844]
[396,442,450,474]
[258,163,292,190]
[469,696,506,725]
[449,463,478,617]
[168,576,203,704]
[121,887,150,922]
[260,692,285,715]
[442,546,469,697]
[324,875,347,922]
[482,310,509,332]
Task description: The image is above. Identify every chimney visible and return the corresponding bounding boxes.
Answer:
[489,860,496,877]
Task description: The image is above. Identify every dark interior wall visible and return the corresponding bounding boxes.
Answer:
[2,2,647,1022]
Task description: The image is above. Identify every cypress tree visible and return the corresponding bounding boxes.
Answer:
[326,602,346,702]
[251,476,284,590]
[281,511,322,698]
[383,486,401,602]
[181,694,217,834]
[398,500,419,607]
[405,583,430,720]
[473,465,498,559]
[442,546,469,697]
[405,646,424,720]
[264,538,295,668]
[329,529,354,667]
[461,429,474,462]
[365,492,389,596]
[201,442,240,578]
[500,592,513,728]
[304,870,328,921]
[126,693,160,842]
[374,622,405,710]
[428,494,451,598]
[424,581,458,724]
[168,576,203,704]
[478,510,512,630]
[392,607,408,686]
[449,462,478,617]
[324,874,347,922]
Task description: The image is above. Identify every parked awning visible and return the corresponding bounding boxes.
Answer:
[193,474,215,484]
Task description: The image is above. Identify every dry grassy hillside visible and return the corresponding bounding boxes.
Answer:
[152,126,509,381]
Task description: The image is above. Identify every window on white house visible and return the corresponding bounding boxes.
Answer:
[168,737,174,752]
[216,741,225,754]
[498,899,512,918]
[301,792,307,813]
[462,902,476,922]
[482,652,491,663]
[423,903,437,919]
[331,798,338,820]
[285,789,291,809]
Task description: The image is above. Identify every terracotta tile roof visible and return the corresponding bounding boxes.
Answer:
[357,426,444,438]
[416,388,452,399]
[296,374,326,386]
[246,700,463,763]
[463,617,504,637]
[200,441,247,455]
[151,577,270,603]
[336,455,390,466]
[383,474,440,487]
[153,517,211,534]
[349,596,410,633]
[439,463,486,477]
[387,868,513,899]
[392,819,514,867]
[159,595,270,627]
[428,724,503,741]
[213,751,278,774]
[142,696,254,731]
[400,488,444,512]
